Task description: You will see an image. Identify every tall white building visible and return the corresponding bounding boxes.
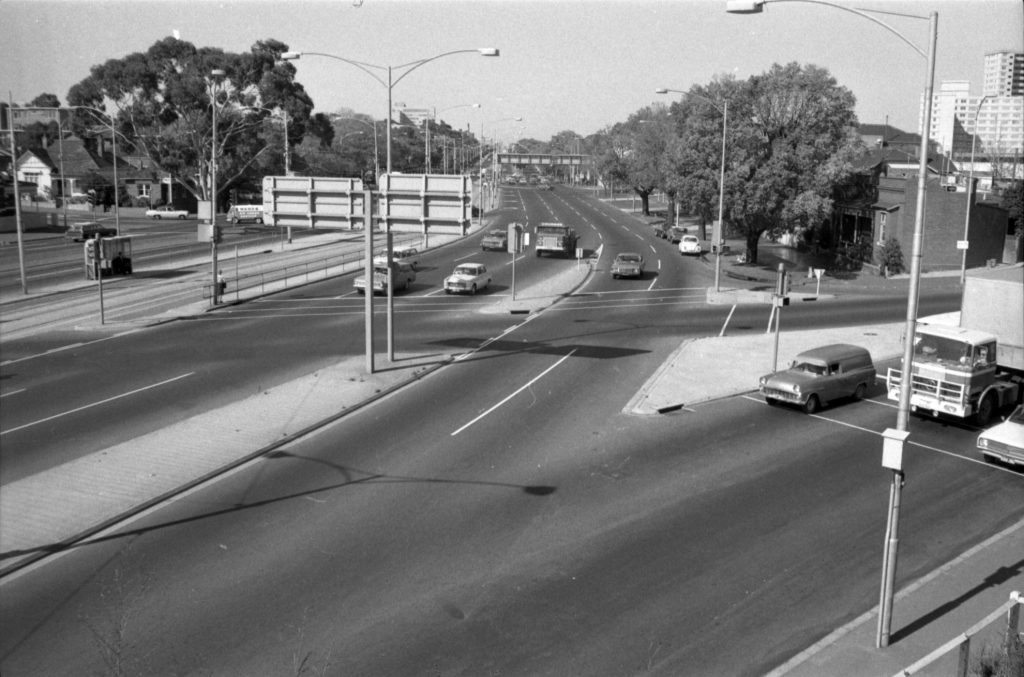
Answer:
[922,51,1023,165]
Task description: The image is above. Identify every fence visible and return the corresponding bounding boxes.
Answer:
[201,235,424,302]
[894,591,1022,677]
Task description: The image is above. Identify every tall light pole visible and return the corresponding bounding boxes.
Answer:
[435,103,480,173]
[960,95,991,286]
[656,88,728,292]
[209,68,226,305]
[331,115,380,180]
[480,116,522,222]
[66,105,123,236]
[727,0,938,649]
[281,49,499,175]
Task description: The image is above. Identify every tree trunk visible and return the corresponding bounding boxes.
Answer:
[640,191,650,216]
[745,230,762,265]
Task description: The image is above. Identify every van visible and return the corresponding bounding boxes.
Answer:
[65,221,117,241]
[354,260,416,294]
[226,204,264,224]
[758,343,876,413]
[373,245,420,269]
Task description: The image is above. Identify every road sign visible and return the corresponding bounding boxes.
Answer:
[956,240,969,250]
[262,176,366,230]
[378,173,472,236]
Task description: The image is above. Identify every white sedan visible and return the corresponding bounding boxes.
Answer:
[145,205,190,219]
[444,263,491,295]
[977,404,1024,467]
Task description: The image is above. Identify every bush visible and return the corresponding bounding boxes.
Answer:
[877,237,905,276]
[972,635,1023,677]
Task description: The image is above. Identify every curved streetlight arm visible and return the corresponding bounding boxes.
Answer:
[726,0,926,58]
[282,51,388,88]
[656,88,726,116]
[391,49,498,88]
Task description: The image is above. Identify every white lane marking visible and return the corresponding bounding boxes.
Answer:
[0,388,27,399]
[1,372,195,436]
[451,349,577,436]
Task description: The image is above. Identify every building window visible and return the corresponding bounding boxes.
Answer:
[138,183,151,198]
[878,212,887,244]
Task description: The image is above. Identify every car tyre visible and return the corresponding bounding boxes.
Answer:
[471,284,477,295]
[853,383,867,400]
[803,395,821,414]
[154,215,162,220]
[765,397,779,407]
[975,393,997,427]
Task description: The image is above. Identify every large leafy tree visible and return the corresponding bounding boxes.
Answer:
[596,106,670,215]
[66,37,314,205]
[712,62,861,263]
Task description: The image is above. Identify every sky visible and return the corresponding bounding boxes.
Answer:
[3,0,1022,144]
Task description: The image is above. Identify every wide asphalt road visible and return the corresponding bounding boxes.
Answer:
[4,187,1014,676]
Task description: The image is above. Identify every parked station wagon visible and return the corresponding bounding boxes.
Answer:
[759,344,876,414]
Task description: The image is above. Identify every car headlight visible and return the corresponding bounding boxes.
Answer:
[793,385,801,394]
[977,437,988,449]
[759,377,767,387]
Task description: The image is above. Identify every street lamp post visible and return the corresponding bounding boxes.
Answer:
[281,49,498,176]
[282,49,498,365]
[728,0,938,649]
[960,95,991,287]
[330,115,380,180]
[656,88,728,292]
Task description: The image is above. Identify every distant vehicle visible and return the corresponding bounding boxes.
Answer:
[354,260,416,294]
[373,245,420,269]
[444,263,491,295]
[653,223,671,239]
[679,235,701,255]
[977,404,1024,467]
[65,221,117,241]
[481,229,509,252]
[145,205,190,219]
[759,343,876,414]
[667,226,687,244]
[611,252,644,279]
[227,204,264,224]
[535,222,578,258]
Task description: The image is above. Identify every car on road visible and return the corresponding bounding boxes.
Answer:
[354,261,416,295]
[444,263,491,295]
[653,223,671,239]
[145,205,190,219]
[679,235,702,256]
[759,344,876,414]
[64,221,117,241]
[373,245,420,269]
[611,252,645,279]
[667,226,688,244]
[481,229,509,252]
[977,404,1024,467]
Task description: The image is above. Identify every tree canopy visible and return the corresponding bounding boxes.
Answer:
[668,63,861,262]
[66,37,314,205]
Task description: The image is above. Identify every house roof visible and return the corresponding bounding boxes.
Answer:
[18,136,156,181]
[851,146,943,175]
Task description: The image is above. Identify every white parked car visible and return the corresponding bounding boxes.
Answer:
[679,235,701,255]
[146,205,190,219]
[444,263,491,295]
[977,404,1024,467]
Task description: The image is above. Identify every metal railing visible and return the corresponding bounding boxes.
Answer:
[894,591,1022,677]
[201,235,423,302]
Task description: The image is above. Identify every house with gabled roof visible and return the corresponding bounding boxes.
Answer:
[14,134,187,209]
[827,126,1008,271]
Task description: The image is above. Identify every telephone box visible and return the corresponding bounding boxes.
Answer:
[85,235,133,279]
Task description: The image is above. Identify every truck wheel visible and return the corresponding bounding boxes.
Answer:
[975,394,996,426]
[853,383,867,400]
[803,395,821,414]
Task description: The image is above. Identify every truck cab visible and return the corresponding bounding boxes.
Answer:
[887,323,1013,425]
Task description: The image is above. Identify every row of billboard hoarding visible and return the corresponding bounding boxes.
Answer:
[262,174,472,236]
